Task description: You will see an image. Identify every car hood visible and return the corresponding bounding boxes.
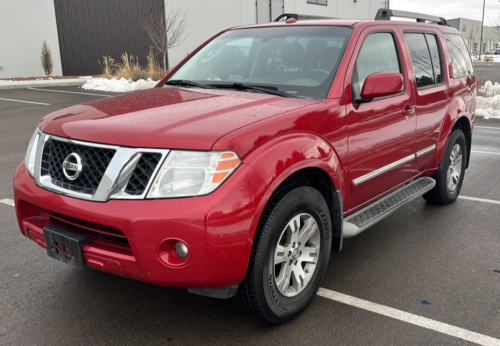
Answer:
[40,87,319,150]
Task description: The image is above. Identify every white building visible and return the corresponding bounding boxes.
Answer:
[0,0,386,78]
[168,0,385,68]
[448,18,500,54]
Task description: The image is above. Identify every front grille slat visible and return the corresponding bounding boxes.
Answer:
[125,153,162,195]
[42,139,116,195]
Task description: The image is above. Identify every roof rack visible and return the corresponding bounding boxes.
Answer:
[374,9,448,26]
[273,13,335,22]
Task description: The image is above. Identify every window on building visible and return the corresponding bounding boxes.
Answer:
[475,26,479,33]
[404,33,442,88]
[445,34,473,78]
[462,24,467,32]
[352,32,401,99]
[307,0,327,5]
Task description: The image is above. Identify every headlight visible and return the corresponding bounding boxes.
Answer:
[147,151,241,198]
[25,129,40,177]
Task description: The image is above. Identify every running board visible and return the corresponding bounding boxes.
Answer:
[343,177,436,238]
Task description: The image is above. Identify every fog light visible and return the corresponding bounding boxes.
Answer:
[175,241,189,258]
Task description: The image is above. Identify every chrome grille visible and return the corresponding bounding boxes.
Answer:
[41,139,116,195]
[34,132,169,201]
[125,153,162,195]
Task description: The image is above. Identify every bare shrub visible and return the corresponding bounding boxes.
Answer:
[143,4,188,74]
[476,71,489,97]
[130,65,149,81]
[40,40,53,76]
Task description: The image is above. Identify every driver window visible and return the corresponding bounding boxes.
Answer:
[352,32,401,99]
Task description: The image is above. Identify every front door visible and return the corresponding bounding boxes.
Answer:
[344,27,416,211]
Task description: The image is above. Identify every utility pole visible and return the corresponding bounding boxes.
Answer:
[479,0,486,59]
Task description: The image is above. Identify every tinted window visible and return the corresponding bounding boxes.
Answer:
[405,33,434,88]
[426,34,442,84]
[353,32,401,98]
[445,34,473,78]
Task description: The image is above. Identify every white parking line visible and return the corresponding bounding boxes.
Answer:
[472,150,500,155]
[0,97,50,106]
[475,126,500,130]
[0,198,15,207]
[28,87,112,97]
[459,196,500,205]
[317,288,500,346]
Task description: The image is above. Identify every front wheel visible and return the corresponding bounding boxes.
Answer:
[237,186,332,324]
[423,129,467,204]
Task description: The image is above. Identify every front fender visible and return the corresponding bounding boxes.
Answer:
[242,132,344,242]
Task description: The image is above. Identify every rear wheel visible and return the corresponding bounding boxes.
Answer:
[237,186,332,324]
[423,129,467,204]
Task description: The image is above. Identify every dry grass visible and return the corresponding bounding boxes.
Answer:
[100,51,159,81]
[100,56,115,79]
[115,52,134,80]
[146,48,162,81]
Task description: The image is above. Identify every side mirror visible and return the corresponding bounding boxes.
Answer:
[360,72,404,100]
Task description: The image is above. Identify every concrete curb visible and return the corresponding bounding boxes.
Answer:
[0,78,91,90]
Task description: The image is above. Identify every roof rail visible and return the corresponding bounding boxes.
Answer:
[374,9,448,26]
[273,13,335,22]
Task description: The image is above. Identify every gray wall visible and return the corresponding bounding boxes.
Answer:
[53,0,164,76]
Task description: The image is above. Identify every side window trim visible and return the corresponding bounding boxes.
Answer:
[351,29,405,104]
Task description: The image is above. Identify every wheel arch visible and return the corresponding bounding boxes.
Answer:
[433,97,473,169]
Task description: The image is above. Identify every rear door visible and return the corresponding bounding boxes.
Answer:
[400,29,449,173]
[344,26,416,211]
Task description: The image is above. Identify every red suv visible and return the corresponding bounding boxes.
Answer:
[14,9,476,323]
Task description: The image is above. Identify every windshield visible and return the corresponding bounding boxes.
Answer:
[167,25,352,99]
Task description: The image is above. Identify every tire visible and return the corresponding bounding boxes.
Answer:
[237,186,332,324]
[423,129,467,205]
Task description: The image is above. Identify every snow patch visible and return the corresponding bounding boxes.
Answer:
[81,77,157,92]
[472,55,500,62]
[476,81,500,119]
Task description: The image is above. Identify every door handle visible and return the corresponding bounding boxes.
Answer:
[402,106,416,116]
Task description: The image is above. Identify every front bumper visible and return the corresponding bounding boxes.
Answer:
[14,162,267,288]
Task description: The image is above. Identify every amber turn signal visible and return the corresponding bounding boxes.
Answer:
[212,153,241,184]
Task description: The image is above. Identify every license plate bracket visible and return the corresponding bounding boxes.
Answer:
[43,225,89,269]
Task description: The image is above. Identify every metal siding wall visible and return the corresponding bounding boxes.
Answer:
[53,0,164,76]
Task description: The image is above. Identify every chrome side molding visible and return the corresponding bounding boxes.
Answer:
[353,154,415,186]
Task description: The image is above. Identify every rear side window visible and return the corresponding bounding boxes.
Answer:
[426,34,442,84]
[445,34,473,78]
[404,33,443,88]
[352,32,401,99]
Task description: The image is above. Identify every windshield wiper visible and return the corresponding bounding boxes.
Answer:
[164,80,214,89]
[231,83,298,98]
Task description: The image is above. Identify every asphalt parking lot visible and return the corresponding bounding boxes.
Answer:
[0,86,499,345]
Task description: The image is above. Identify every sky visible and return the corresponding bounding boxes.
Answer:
[389,0,500,25]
